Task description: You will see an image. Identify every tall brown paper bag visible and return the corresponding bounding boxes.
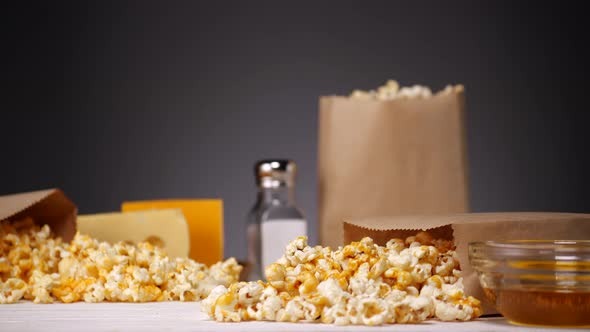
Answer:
[318,87,469,247]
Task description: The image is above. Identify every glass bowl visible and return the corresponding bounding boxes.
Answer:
[468,240,590,327]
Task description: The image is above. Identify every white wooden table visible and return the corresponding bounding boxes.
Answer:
[0,301,579,332]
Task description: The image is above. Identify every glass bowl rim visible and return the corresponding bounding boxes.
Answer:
[469,240,590,249]
[469,240,590,261]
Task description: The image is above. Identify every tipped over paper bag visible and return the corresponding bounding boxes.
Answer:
[318,87,469,248]
[0,189,77,241]
[344,212,590,315]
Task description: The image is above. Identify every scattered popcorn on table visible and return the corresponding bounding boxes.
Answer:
[202,234,481,325]
[350,80,463,101]
[0,218,241,304]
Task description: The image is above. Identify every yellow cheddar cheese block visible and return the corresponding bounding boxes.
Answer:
[122,200,223,266]
[77,209,190,258]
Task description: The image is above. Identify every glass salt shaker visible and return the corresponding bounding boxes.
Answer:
[246,159,307,281]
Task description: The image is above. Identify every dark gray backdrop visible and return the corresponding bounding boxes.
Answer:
[4,1,588,260]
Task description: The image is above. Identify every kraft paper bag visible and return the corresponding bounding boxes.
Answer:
[0,189,77,242]
[343,212,590,315]
[318,86,469,247]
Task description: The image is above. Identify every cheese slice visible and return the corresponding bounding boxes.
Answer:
[122,200,223,266]
[77,209,189,258]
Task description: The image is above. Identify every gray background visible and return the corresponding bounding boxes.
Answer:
[3,1,588,261]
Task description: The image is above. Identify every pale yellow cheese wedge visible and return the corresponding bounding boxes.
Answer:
[76,209,190,258]
[122,200,223,266]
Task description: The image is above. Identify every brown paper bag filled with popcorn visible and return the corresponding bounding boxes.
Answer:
[0,189,77,241]
[343,212,590,315]
[318,81,469,248]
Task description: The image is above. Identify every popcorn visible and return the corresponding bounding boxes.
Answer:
[349,80,462,101]
[258,287,282,320]
[0,219,241,304]
[0,278,27,304]
[203,233,481,325]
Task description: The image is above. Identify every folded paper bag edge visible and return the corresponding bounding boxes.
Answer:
[343,215,455,232]
[343,219,454,246]
[343,212,590,231]
[0,188,77,242]
[0,189,56,218]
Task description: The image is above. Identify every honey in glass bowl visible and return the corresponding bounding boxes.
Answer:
[469,240,590,327]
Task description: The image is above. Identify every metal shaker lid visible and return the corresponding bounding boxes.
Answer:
[254,159,297,188]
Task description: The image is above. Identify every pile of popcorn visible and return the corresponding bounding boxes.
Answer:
[349,80,462,100]
[202,233,481,325]
[0,218,241,304]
